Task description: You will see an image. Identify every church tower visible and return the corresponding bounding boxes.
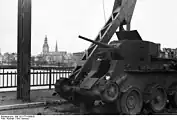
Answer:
[55,41,58,52]
[42,35,49,54]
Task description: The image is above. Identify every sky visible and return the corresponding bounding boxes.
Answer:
[0,0,177,55]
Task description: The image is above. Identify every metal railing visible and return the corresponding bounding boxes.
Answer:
[0,65,74,89]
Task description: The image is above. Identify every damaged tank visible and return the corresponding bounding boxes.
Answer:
[54,0,177,115]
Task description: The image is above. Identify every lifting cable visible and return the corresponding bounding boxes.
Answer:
[102,0,107,23]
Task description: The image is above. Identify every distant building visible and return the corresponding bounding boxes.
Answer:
[0,51,2,64]
[162,48,177,59]
[3,52,10,64]
[34,35,88,67]
[42,35,49,55]
[38,35,73,66]
[72,52,84,66]
[2,52,17,65]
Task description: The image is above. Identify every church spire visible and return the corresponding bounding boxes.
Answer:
[55,41,58,52]
[42,35,49,54]
[44,35,47,43]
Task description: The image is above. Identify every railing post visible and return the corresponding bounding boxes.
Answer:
[2,69,4,87]
[49,69,52,89]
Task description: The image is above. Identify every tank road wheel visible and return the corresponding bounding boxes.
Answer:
[101,82,119,103]
[149,85,167,113]
[119,87,143,115]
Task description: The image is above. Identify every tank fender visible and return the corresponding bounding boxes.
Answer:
[114,74,132,93]
[115,74,145,93]
[167,82,177,95]
[159,75,177,90]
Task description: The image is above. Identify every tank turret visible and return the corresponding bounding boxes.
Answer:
[79,35,123,60]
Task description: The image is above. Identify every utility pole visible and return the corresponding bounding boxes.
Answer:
[17,0,31,101]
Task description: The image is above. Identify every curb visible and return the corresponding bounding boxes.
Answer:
[0,100,68,111]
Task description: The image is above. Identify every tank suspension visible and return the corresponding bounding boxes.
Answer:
[145,84,167,113]
[117,87,143,115]
[101,82,120,103]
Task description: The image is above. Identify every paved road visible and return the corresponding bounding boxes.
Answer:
[0,89,61,105]
[0,89,77,115]
[1,89,177,115]
[0,103,78,115]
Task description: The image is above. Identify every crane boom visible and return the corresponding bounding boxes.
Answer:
[71,0,137,81]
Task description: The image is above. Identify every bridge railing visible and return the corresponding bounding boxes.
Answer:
[0,65,74,89]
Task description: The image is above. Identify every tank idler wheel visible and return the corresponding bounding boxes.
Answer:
[118,87,143,115]
[101,82,119,103]
[55,78,71,99]
[149,85,167,113]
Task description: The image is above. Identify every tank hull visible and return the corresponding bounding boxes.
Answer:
[55,70,177,114]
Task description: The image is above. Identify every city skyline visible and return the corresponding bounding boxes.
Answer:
[0,35,75,55]
[0,35,71,55]
[0,0,177,55]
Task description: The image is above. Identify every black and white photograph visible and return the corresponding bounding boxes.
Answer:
[0,0,177,117]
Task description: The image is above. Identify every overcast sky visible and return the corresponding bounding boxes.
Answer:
[0,0,177,55]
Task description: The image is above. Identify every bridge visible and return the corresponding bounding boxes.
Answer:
[0,66,74,114]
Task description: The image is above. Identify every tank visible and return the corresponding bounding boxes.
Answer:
[54,30,177,114]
